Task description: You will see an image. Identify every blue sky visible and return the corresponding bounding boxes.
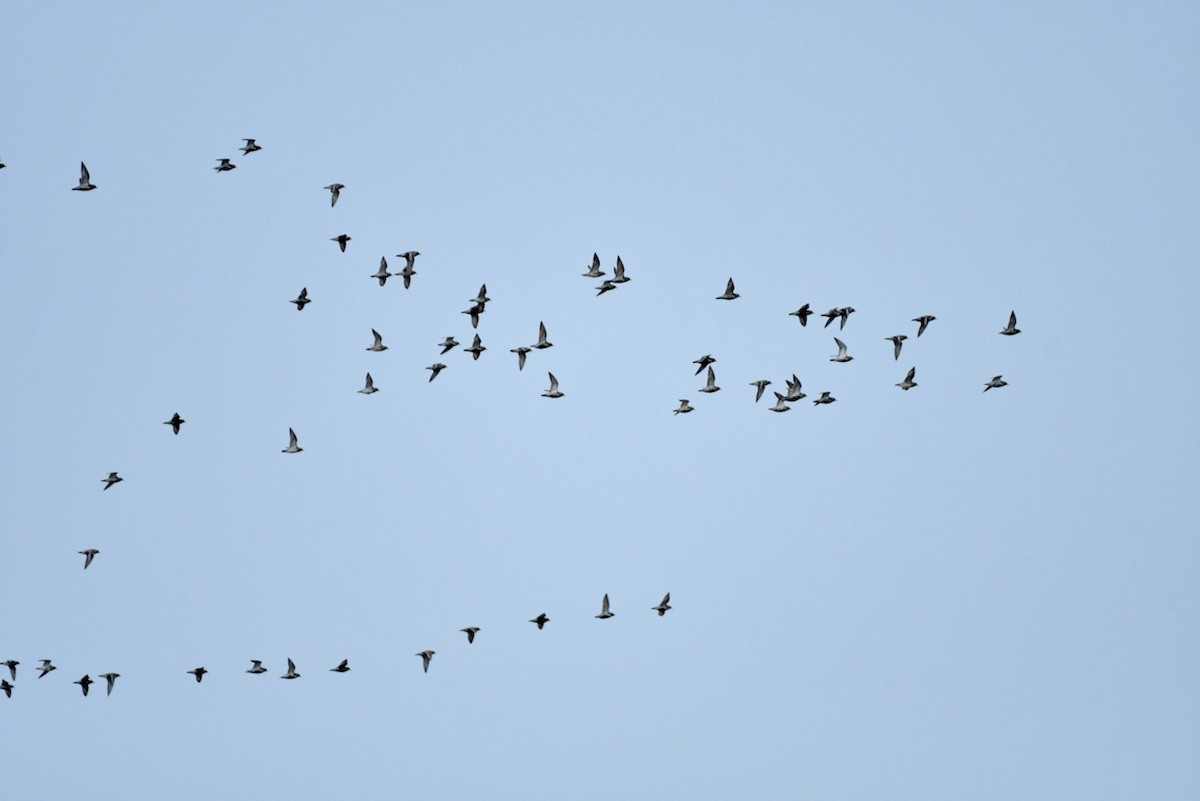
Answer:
[2,2,1197,798]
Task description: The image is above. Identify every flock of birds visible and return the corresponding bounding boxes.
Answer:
[2,143,1023,700]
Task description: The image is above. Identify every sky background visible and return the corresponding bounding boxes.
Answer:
[2,2,1198,798]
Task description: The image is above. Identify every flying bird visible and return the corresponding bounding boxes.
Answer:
[367,329,388,352]
[896,367,918,391]
[999,311,1021,336]
[371,257,392,286]
[73,162,96,191]
[511,346,531,370]
[461,627,480,644]
[612,256,630,283]
[3,660,17,681]
[543,372,564,398]
[789,304,813,326]
[330,660,350,673]
[79,548,99,569]
[912,315,935,336]
[820,308,840,328]
[100,672,119,696]
[812,392,836,405]
[716,278,739,300]
[583,253,605,278]
[470,284,491,307]
[290,287,311,310]
[38,659,56,678]
[358,372,378,395]
[280,658,300,679]
[984,375,1008,392]
[102,472,123,490]
[74,675,94,697]
[188,667,207,683]
[674,399,694,415]
[830,338,854,363]
[426,363,447,382]
[239,139,261,154]
[396,251,419,288]
[769,392,791,413]
[693,355,716,375]
[530,613,550,630]
[699,366,720,393]
[532,322,553,350]
[464,334,486,360]
[595,594,614,619]
[164,412,185,434]
[246,660,267,674]
[462,303,484,329]
[784,375,806,402]
[750,379,771,402]
[886,334,908,360]
[324,183,344,206]
[331,234,351,252]
[652,593,672,616]
[417,651,435,673]
[282,427,303,453]
[439,336,459,355]
[0,680,11,698]
[213,158,236,172]
[837,306,856,329]
[596,279,617,296]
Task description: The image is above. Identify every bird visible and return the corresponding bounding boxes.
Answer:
[213,158,236,172]
[612,256,630,283]
[984,375,1008,392]
[583,253,605,278]
[461,627,480,644]
[325,183,344,206]
[462,303,484,329]
[290,287,311,310]
[530,613,550,629]
[79,549,99,569]
[371,257,392,286]
[0,680,11,698]
[652,593,672,616]
[789,304,813,326]
[280,658,300,679]
[417,651,435,673]
[470,284,491,307]
[595,594,614,619]
[188,667,207,683]
[358,372,378,394]
[532,321,553,350]
[912,315,935,336]
[73,162,96,191]
[750,379,771,402]
[426,363,447,382]
[3,660,17,681]
[543,372,564,398]
[330,659,350,673]
[282,427,303,453]
[331,234,351,252]
[999,311,1021,336]
[837,306,856,329]
[464,334,486,360]
[511,346,531,370]
[102,472,123,490]
[74,675,94,697]
[246,660,267,674]
[100,672,119,696]
[812,392,836,405]
[693,355,716,375]
[886,334,908,360]
[830,338,853,362]
[596,280,617,296]
[396,251,419,288]
[439,336,459,355]
[239,138,261,155]
[367,329,388,352]
[716,278,739,300]
[674,399,694,415]
[784,375,806,402]
[38,659,56,678]
[164,412,185,434]
[769,392,791,413]
[699,366,720,393]
[897,367,918,391]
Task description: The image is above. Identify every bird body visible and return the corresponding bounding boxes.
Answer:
[652,593,672,616]
[464,334,486,360]
[367,329,388,352]
[427,363,447,382]
[325,183,344,206]
[214,158,236,172]
[73,162,95,191]
[583,253,604,278]
[240,139,261,154]
[789,304,813,325]
[282,427,303,453]
[417,651,435,673]
[897,367,918,391]
[291,287,311,310]
[371,257,392,286]
[1000,311,1021,335]
[439,336,459,355]
[331,234,351,252]
[188,667,207,683]
[100,672,119,696]
[331,660,350,673]
[280,658,300,679]
[530,613,550,629]
[38,659,56,678]
[511,346,531,370]
[461,627,480,644]
[3,660,17,681]
[769,392,790,413]
[913,315,935,336]
[699,366,720,393]
[75,675,94,696]
[358,372,378,394]
[532,322,553,350]
[830,338,853,362]
[813,392,836,405]
[886,334,908,360]
[80,548,99,569]
[246,660,267,674]
[164,412,185,434]
[543,372,564,398]
[102,472,123,490]
[750,379,771,402]
[674,399,694,415]
[612,256,630,283]
[984,375,1008,392]
[595,594,614,619]
[716,278,739,300]
[692,354,715,375]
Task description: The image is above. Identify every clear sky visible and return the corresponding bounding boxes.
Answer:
[2,2,1197,799]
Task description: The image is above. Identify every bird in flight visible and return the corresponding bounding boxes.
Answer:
[79,549,99,569]
[100,672,119,696]
[716,278,739,300]
[358,372,378,395]
[188,667,207,683]
[102,472,123,491]
[73,162,96,191]
[532,322,553,350]
[366,329,388,352]
[582,253,605,278]
[595,594,614,619]
[612,256,630,283]
[290,287,311,310]
[999,311,1021,336]
[282,427,303,453]
[417,651,435,673]
[983,375,1008,392]
[331,234,351,252]
[371,257,392,286]
[164,412,185,434]
[750,379,771,402]
[674,399,694,415]
[246,660,267,674]
[830,338,854,363]
[0,680,11,698]
[74,675,94,697]
[789,304,813,326]
[461,626,480,644]
[784,375,806,402]
[769,392,791,413]
[396,251,419,288]
[912,315,935,337]
[896,367,918,391]
[280,658,300,679]
[464,334,486,360]
[837,306,856,329]
[439,336,459,355]
[543,372,564,398]
[699,366,720,393]
[330,659,350,673]
[462,303,484,329]
[38,659,56,678]
[511,346,531,371]
[239,139,261,155]
[596,280,617,296]
[530,613,550,630]
[325,183,344,206]
[213,158,236,172]
[652,593,672,616]
[693,354,716,375]
[470,284,491,307]
[3,660,17,681]
[821,308,840,328]
[886,334,908,361]
[426,363,447,382]
[812,392,836,405]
